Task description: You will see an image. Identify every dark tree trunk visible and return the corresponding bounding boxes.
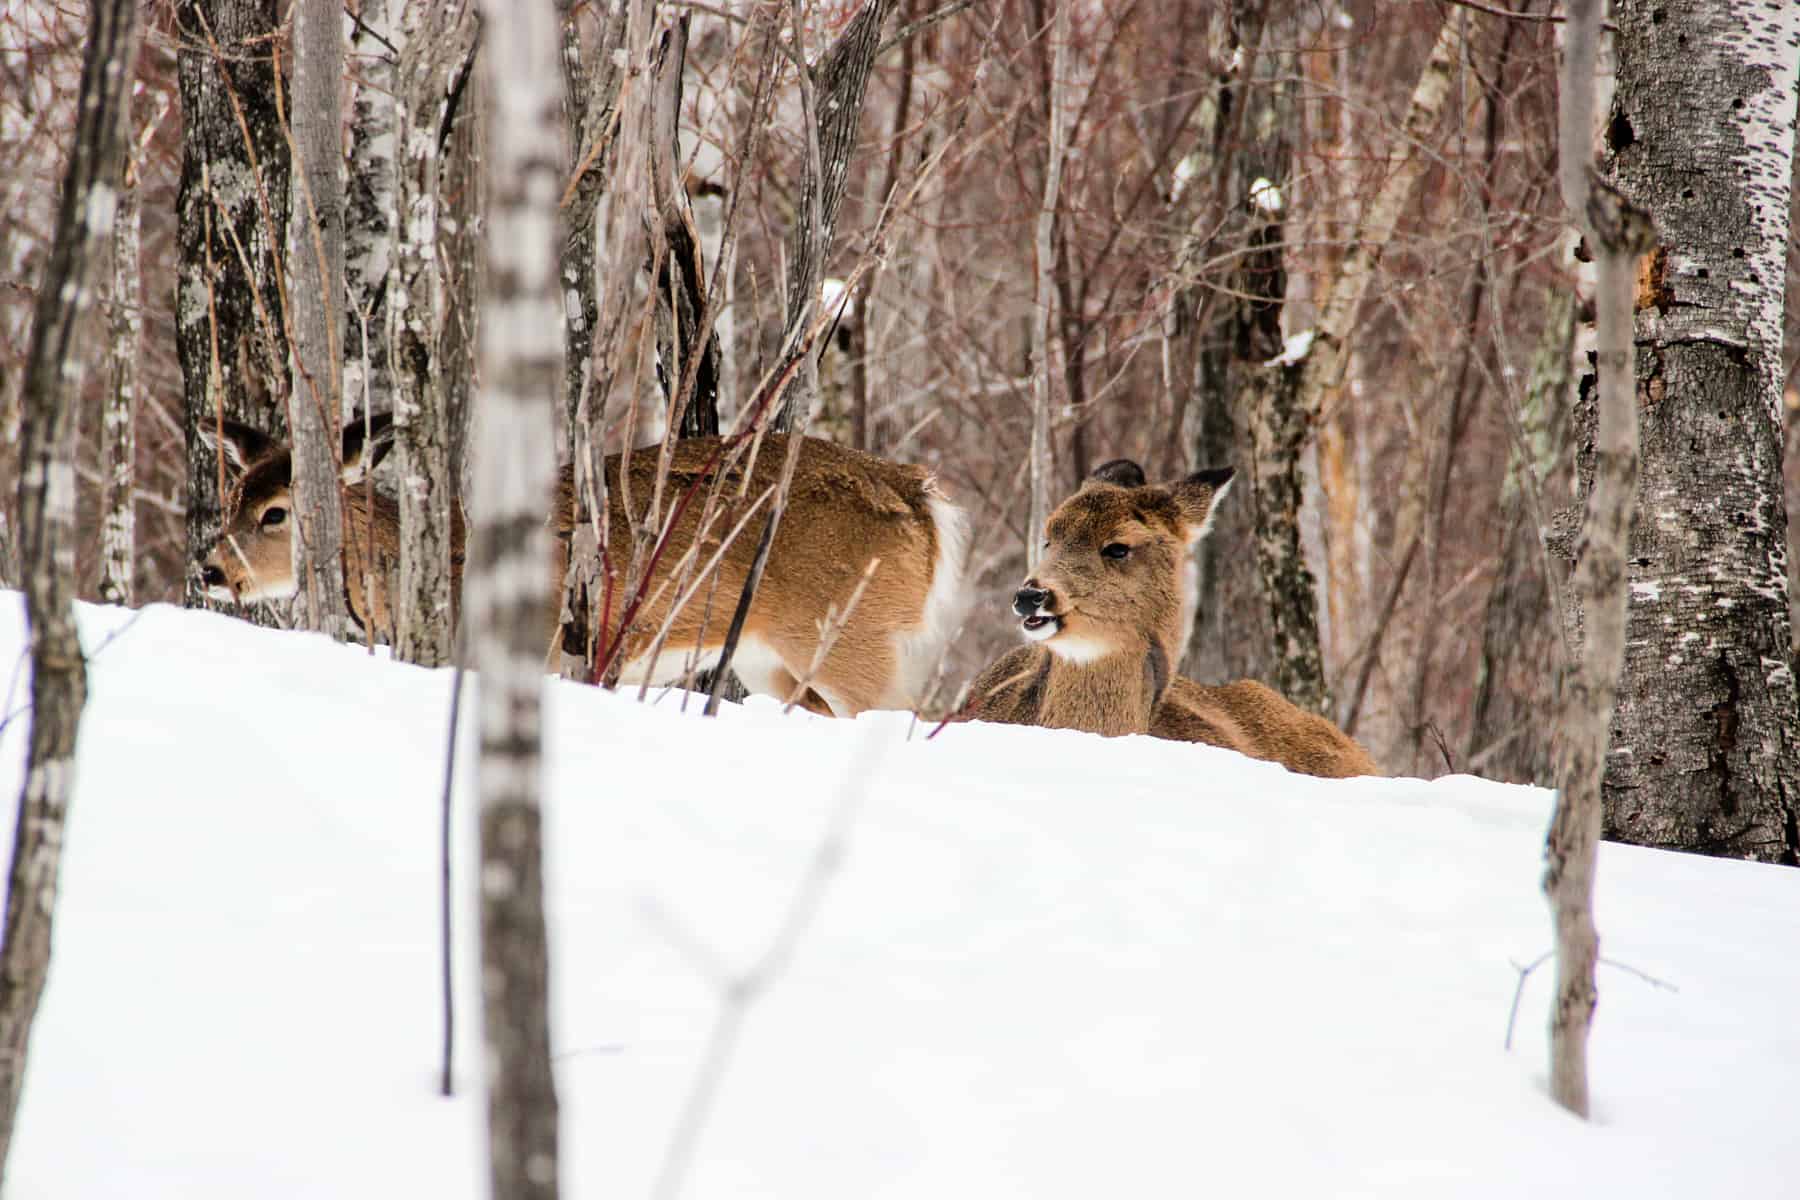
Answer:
[1175,3,1280,689]
[286,0,350,636]
[471,1,563,1196]
[771,0,896,432]
[1467,288,1574,785]
[1,0,140,1179]
[1583,0,1800,863]
[174,0,290,606]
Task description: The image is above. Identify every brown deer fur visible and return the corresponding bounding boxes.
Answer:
[200,417,971,717]
[964,459,1375,778]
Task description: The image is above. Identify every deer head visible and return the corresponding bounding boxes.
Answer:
[1014,458,1234,665]
[198,414,395,605]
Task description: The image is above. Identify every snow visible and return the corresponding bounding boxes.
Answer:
[2,595,1798,1198]
[1268,328,1316,367]
[1248,176,1283,214]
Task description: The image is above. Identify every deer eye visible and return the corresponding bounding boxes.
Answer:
[260,506,288,530]
[1101,542,1130,560]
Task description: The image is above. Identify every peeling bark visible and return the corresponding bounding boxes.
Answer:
[1,0,140,1179]
[471,1,562,1195]
[1578,0,1800,864]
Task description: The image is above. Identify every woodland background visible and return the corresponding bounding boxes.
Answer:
[0,0,1796,787]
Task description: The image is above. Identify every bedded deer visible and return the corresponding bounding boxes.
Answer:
[963,459,1375,778]
[198,415,971,717]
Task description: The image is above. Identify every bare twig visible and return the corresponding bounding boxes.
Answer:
[649,726,890,1200]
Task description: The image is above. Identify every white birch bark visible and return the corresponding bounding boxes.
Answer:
[1586,0,1800,861]
[471,0,563,1194]
[2,0,140,1180]
[286,0,350,636]
[344,0,396,419]
[99,81,141,606]
[1026,0,1070,573]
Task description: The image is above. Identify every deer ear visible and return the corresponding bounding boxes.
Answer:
[196,419,276,480]
[1169,465,1234,546]
[340,412,396,483]
[1087,458,1147,489]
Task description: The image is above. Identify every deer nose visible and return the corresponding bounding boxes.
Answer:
[201,564,228,590]
[1013,584,1051,616]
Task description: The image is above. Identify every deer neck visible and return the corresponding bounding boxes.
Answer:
[1038,631,1173,738]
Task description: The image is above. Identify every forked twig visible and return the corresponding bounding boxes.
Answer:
[649,726,889,1200]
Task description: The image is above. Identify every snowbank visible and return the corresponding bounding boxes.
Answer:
[1,595,1795,1198]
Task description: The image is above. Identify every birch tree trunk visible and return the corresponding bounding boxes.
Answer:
[344,0,396,423]
[286,0,350,637]
[1,0,140,1179]
[1026,0,1069,572]
[1544,0,1656,1120]
[99,83,142,606]
[1585,0,1800,862]
[470,0,562,1194]
[175,0,290,606]
[770,0,896,433]
[391,1,478,666]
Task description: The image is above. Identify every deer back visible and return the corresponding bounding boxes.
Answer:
[589,434,969,715]
[1153,678,1378,779]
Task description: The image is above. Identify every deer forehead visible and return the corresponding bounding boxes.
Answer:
[1046,489,1180,547]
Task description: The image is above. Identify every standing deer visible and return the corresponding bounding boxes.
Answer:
[964,459,1375,778]
[198,415,971,716]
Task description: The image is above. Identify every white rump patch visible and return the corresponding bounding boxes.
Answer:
[888,490,974,709]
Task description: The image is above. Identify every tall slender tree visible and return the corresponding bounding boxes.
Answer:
[99,81,144,606]
[286,0,350,636]
[470,0,563,1195]
[0,0,141,1180]
[1545,0,1656,1119]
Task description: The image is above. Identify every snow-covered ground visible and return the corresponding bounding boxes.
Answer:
[1,595,1796,1198]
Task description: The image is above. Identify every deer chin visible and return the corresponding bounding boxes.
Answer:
[230,575,299,604]
[1019,612,1061,641]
